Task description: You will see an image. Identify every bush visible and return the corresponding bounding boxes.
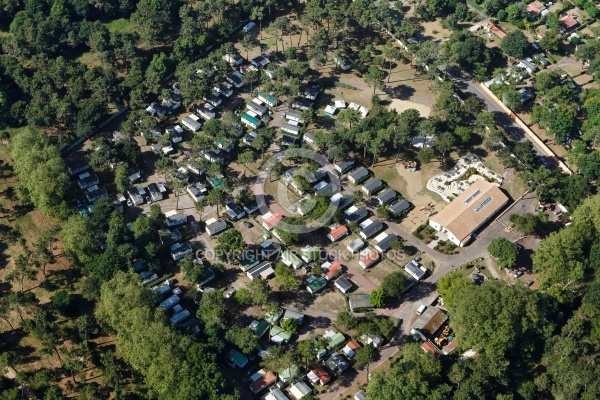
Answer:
[51,290,74,316]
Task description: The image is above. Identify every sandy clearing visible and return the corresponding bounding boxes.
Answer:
[388,99,432,117]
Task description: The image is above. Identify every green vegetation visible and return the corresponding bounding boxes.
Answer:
[488,237,518,269]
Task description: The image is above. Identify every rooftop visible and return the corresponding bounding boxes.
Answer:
[412,307,449,337]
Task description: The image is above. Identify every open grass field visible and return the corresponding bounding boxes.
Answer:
[104,18,134,34]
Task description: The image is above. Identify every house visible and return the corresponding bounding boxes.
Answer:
[282,250,303,269]
[533,53,550,66]
[250,319,271,339]
[227,349,249,369]
[250,371,276,394]
[225,202,246,221]
[282,309,304,325]
[333,54,352,71]
[429,180,509,246]
[292,98,314,110]
[261,212,283,231]
[128,187,145,205]
[377,188,396,205]
[325,353,349,373]
[202,150,225,164]
[348,102,369,118]
[359,248,379,269]
[307,366,331,386]
[517,59,538,74]
[67,162,90,177]
[316,182,337,196]
[187,183,207,202]
[374,232,399,253]
[205,218,227,236]
[243,130,258,147]
[334,159,355,174]
[324,105,338,116]
[526,0,546,19]
[86,187,108,203]
[159,294,180,310]
[260,240,281,259]
[243,199,262,215]
[342,339,362,358]
[270,325,292,344]
[411,307,449,340]
[303,130,315,144]
[331,193,353,211]
[161,98,181,114]
[486,20,507,39]
[161,141,174,155]
[348,167,369,185]
[327,225,349,242]
[388,199,411,217]
[361,334,384,348]
[217,139,234,153]
[108,193,126,211]
[251,55,270,68]
[306,275,327,294]
[128,169,142,183]
[324,330,345,349]
[334,99,347,109]
[258,92,277,107]
[78,174,99,190]
[170,242,193,261]
[289,381,312,399]
[334,276,353,294]
[348,294,373,312]
[226,71,245,88]
[247,261,275,280]
[359,219,384,240]
[355,390,367,400]
[344,206,368,224]
[346,238,365,253]
[170,309,190,325]
[404,259,428,280]
[518,87,536,103]
[146,102,167,117]
[266,388,291,400]
[165,126,183,144]
[247,99,268,116]
[280,135,297,147]
[223,53,244,66]
[145,183,162,202]
[181,114,202,132]
[196,104,216,120]
[241,113,262,129]
[321,261,343,281]
[165,210,187,227]
[240,252,260,272]
[281,122,300,135]
[559,14,579,34]
[301,246,320,263]
[159,228,182,245]
[285,109,304,123]
[361,178,383,196]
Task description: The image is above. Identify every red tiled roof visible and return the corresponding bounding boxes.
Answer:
[328,225,348,240]
[421,341,442,355]
[560,14,579,29]
[311,366,330,384]
[264,213,283,229]
[323,261,343,279]
[345,339,362,351]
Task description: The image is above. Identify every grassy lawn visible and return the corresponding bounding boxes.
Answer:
[456,257,494,280]
[104,18,134,33]
[77,51,106,69]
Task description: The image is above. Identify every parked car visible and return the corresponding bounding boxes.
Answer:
[226,289,236,298]
[243,21,256,33]
[243,221,253,228]
[513,271,524,278]
[145,196,152,204]
[414,256,422,262]
[525,280,534,287]
[514,243,524,251]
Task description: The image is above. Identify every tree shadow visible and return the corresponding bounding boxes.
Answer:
[386,84,416,100]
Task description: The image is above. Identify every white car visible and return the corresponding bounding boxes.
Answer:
[226,289,236,298]
[243,21,256,33]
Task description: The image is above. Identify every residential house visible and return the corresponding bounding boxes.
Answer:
[533,53,550,66]
[202,150,225,164]
[146,102,167,117]
[161,141,174,155]
[292,98,314,110]
[247,261,275,280]
[334,276,353,294]
[205,218,227,236]
[223,53,243,66]
[344,206,368,224]
[517,59,538,74]
[243,130,258,146]
[249,371,276,394]
[249,319,270,339]
[225,202,246,221]
[86,187,108,203]
[217,138,234,153]
[301,87,320,101]
[280,135,297,147]
[361,178,383,196]
[282,250,303,269]
[303,130,315,144]
[301,246,320,263]
[429,180,509,246]
[348,167,369,185]
[327,225,349,242]
[411,307,449,341]
[331,193,353,211]
[165,210,187,227]
[251,55,270,68]
[146,183,163,202]
[333,159,355,174]
[289,381,312,400]
[307,366,331,386]
[359,219,384,240]
[196,104,216,120]
[128,187,145,205]
[170,242,193,261]
[259,240,281,259]
[261,212,283,231]
[324,330,345,350]
[243,199,261,215]
[181,114,202,132]
[526,0,546,19]
[388,199,411,217]
[227,349,249,369]
[258,92,277,107]
[128,169,142,183]
[266,388,290,400]
[348,294,373,312]
[187,183,207,202]
[324,104,338,116]
[78,174,99,190]
[321,261,343,281]
[161,98,181,114]
[342,339,362,358]
[247,99,268,116]
[306,275,327,294]
[285,109,304,123]
[159,294,180,310]
[281,122,300,135]
[270,325,292,344]
[333,54,352,71]
[361,333,384,348]
[226,71,245,88]
[170,309,190,325]
[325,353,349,373]
[374,232,399,253]
[376,188,397,205]
[559,14,579,34]
[67,162,90,177]
[282,309,304,325]
[359,248,379,269]
[108,193,126,211]
[241,113,262,129]
[486,20,507,39]
[355,390,367,400]
[404,259,428,281]
[346,238,365,253]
